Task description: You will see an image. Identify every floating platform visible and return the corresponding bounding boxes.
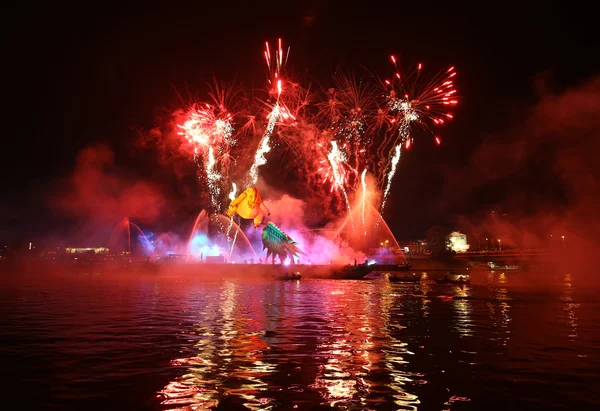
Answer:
[129,261,412,280]
[31,259,415,280]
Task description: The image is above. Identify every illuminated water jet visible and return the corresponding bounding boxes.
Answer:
[187,210,257,258]
[108,217,153,255]
[333,202,402,259]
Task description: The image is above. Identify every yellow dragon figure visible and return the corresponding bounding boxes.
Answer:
[227,186,271,228]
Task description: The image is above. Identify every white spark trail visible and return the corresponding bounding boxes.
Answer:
[361,169,367,236]
[328,141,353,231]
[381,144,401,213]
[247,102,280,186]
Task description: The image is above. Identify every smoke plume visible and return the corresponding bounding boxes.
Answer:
[445,74,600,274]
[50,144,166,245]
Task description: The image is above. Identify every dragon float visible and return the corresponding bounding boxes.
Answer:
[227,186,271,228]
[262,222,304,264]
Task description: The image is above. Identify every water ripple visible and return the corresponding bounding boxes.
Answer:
[0,270,598,410]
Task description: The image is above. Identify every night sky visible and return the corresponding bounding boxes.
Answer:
[3,3,598,244]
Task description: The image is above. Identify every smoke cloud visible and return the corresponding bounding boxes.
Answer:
[444,74,600,274]
[50,144,166,245]
[264,195,366,265]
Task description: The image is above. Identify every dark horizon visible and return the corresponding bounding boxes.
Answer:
[2,3,599,248]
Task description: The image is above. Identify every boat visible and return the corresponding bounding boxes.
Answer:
[487,262,522,271]
[435,272,470,285]
[362,272,389,280]
[331,262,411,280]
[274,272,302,280]
[389,272,421,283]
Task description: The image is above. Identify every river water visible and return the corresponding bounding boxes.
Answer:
[0,267,598,410]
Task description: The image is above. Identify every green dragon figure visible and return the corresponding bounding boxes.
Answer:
[262,222,304,264]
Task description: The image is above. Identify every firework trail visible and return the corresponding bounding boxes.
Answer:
[378,56,458,209]
[361,168,367,235]
[380,144,401,213]
[246,39,288,186]
[247,102,280,186]
[177,105,234,213]
[332,73,378,170]
[317,140,357,191]
[327,141,354,230]
[167,43,460,247]
[226,183,238,254]
[205,146,221,211]
[312,73,375,193]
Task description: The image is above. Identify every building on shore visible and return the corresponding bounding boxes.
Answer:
[65,247,109,254]
[448,232,470,253]
[403,240,428,255]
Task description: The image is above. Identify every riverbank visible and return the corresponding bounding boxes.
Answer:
[405,256,469,271]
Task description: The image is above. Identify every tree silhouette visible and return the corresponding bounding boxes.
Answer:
[426,226,454,261]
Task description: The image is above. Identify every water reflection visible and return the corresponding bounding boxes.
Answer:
[310,282,376,407]
[381,283,421,410]
[418,278,432,318]
[486,273,512,347]
[309,281,421,409]
[560,273,579,342]
[158,280,275,409]
[451,285,473,338]
[2,270,598,410]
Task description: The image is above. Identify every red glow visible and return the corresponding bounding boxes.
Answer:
[435,137,441,145]
[278,38,282,66]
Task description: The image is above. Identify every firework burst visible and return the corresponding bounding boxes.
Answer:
[246,38,297,186]
[326,140,354,230]
[316,140,358,192]
[377,56,459,208]
[384,56,458,146]
[165,42,460,234]
[177,104,236,212]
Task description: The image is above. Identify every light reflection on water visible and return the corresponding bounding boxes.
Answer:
[451,285,473,338]
[561,273,579,342]
[486,273,512,347]
[1,269,599,410]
